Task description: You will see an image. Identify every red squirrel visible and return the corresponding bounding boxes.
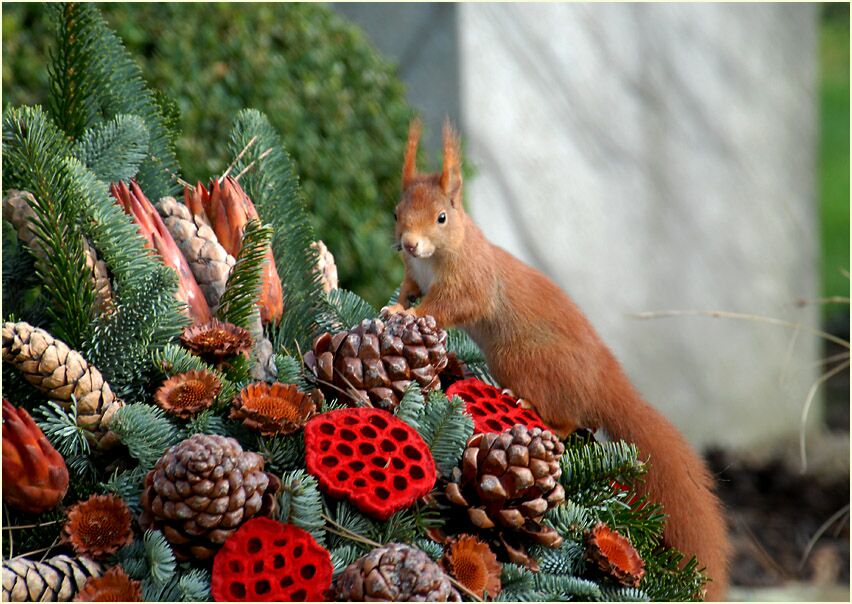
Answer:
[385,120,730,600]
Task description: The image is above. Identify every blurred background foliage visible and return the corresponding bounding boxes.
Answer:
[2,3,849,316]
[2,2,412,306]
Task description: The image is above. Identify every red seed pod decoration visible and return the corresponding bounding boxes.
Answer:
[446,378,552,434]
[304,407,436,520]
[211,517,332,602]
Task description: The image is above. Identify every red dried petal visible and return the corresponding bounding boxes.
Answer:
[304,408,436,520]
[211,517,332,602]
[446,378,551,434]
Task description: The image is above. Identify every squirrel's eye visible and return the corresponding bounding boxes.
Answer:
[393,211,397,222]
[437,212,447,224]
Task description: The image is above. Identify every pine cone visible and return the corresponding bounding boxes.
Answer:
[335,543,461,602]
[1,555,102,602]
[304,312,448,410]
[156,196,236,310]
[1,321,123,449]
[139,434,281,561]
[3,189,112,311]
[311,240,338,294]
[445,425,565,548]
[2,400,69,514]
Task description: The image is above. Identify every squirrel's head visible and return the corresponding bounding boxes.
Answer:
[394,119,465,259]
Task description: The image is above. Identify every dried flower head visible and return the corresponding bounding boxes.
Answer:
[230,382,317,435]
[73,566,142,601]
[586,523,646,587]
[62,494,134,558]
[180,318,253,361]
[154,370,221,418]
[442,535,502,598]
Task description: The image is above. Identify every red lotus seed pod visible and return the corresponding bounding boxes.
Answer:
[446,378,552,434]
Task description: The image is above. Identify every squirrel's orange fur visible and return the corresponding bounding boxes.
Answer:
[388,120,730,600]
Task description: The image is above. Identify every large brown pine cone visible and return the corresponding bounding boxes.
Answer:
[139,434,281,561]
[304,312,448,411]
[335,543,461,602]
[1,555,102,602]
[1,321,123,449]
[445,425,566,548]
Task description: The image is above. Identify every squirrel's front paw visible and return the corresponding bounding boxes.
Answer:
[380,303,408,317]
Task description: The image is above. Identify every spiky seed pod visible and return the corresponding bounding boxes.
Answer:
[585,524,646,587]
[156,196,236,310]
[72,566,142,602]
[3,189,113,312]
[445,424,565,548]
[180,318,253,363]
[154,369,221,419]
[442,535,502,598]
[62,494,134,558]
[230,382,317,436]
[139,434,281,561]
[304,312,448,411]
[311,240,338,294]
[2,400,69,514]
[335,543,461,602]
[1,321,124,449]
[1,555,102,602]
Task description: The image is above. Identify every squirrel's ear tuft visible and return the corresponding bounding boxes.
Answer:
[440,119,462,206]
[402,118,422,189]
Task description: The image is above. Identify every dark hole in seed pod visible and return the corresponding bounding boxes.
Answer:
[280,576,294,588]
[273,554,285,569]
[390,427,408,442]
[403,445,422,461]
[293,544,304,558]
[376,487,390,499]
[369,415,388,430]
[337,470,349,481]
[359,442,376,455]
[231,583,246,598]
[255,579,271,595]
[501,415,514,426]
[336,443,354,456]
[253,560,264,573]
[486,419,503,431]
[322,456,339,467]
[291,588,307,601]
[274,538,288,547]
[380,439,396,453]
[371,456,386,467]
[229,561,242,573]
[342,416,358,425]
[472,407,485,416]
[409,465,425,480]
[300,564,316,579]
[320,441,331,451]
[340,429,357,442]
[319,423,335,435]
[349,460,365,471]
[247,538,262,553]
[391,458,405,470]
[482,401,497,413]
[354,478,367,487]
[393,476,408,490]
[369,470,386,482]
[360,425,377,438]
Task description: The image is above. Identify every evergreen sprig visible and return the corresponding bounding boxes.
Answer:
[316,288,379,334]
[394,383,426,431]
[110,404,179,470]
[254,432,306,474]
[216,218,272,328]
[34,398,91,457]
[101,466,146,515]
[277,469,326,546]
[415,392,474,478]
[72,113,150,183]
[273,353,312,391]
[446,328,494,383]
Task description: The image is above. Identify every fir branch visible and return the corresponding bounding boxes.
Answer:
[600,586,651,602]
[177,569,211,602]
[254,432,305,474]
[34,398,91,458]
[412,537,444,561]
[2,106,96,346]
[369,509,419,545]
[110,404,179,470]
[316,288,379,333]
[545,498,595,539]
[325,501,377,551]
[216,219,272,328]
[530,541,586,576]
[180,409,230,438]
[277,469,326,546]
[46,2,100,139]
[142,530,177,587]
[330,544,363,576]
[101,467,146,515]
[225,109,325,352]
[533,573,603,601]
[72,114,150,183]
[559,440,645,495]
[393,383,425,431]
[273,353,312,391]
[415,392,474,478]
[641,548,705,602]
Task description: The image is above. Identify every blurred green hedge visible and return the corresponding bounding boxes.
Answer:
[3,3,412,306]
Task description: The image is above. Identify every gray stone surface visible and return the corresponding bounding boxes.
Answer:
[332,3,821,452]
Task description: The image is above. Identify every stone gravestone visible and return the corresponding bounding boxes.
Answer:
[335,3,821,453]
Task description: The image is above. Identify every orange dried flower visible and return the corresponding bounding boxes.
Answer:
[154,370,221,418]
[442,535,502,598]
[73,566,142,602]
[230,382,317,435]
[180,318,253,361]
[62,494,134,558]
[586,523,645,587]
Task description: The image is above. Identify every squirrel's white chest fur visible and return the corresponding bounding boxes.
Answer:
[407,257,435,294]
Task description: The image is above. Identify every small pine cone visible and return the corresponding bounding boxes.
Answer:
[311,240,338,294]
[1,555,102,602]
[156,196,235,310]
[1,321,123,449]
[335,543,461,602]
[139,434,281,561]
[445,424,565,548]
[304,312,448,411]
[3,190,112,311]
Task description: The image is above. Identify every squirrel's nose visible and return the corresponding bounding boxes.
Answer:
[404,241,419,254]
